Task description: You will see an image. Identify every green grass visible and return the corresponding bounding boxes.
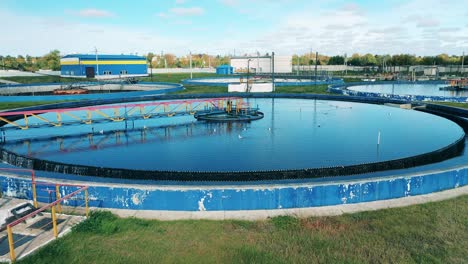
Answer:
[140,72,222,83]
[274,84,330,94]
[0,101,68,111]
[0,76,93,84]
[17,195,468,264]
[434,102,468,109]
[174,85,228,94]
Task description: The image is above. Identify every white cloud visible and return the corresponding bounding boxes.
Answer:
[416,18,439,28]
[157,12,168,18]
[77,8,114,18]
[220,0,238,6]
[0,9,186,56]
[170,7,204,16]
[238,2,466,56]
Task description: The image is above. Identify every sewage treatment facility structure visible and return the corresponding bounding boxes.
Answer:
[0,81,467,218]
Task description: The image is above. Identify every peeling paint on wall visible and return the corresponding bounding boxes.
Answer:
[1,166,467,211]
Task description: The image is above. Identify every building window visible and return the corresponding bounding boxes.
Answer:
[103,70,112,75]
[119,70,128,75]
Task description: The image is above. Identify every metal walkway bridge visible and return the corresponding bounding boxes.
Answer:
[0,97,248,131]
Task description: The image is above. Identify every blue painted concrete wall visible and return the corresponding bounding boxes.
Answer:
[1,166,466,211]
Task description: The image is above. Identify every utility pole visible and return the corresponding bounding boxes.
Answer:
[257,51,260,74]
[160,50,164,68]
[344,53,348,75]
[189,51,193,79]
[310,49,313,82]
[94,47,99,77]
[247,59,251,92]
[462,51,465,76]
[272,52,275,92]
[314,51,318,82]
[296,54,300,76]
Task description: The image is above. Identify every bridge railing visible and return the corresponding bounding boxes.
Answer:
[0,168,89,262]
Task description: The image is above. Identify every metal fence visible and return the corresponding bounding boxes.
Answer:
[0,168,89,262]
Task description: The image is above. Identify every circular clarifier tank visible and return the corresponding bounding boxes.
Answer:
[1,98,465,174]
[348,83,468,97]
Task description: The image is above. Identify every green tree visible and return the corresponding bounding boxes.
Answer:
[39,50,61,70]
[328,56,345,65]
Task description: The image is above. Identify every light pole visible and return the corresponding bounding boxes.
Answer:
[189,51,193,79]
[462,51,465,76]
[272,52,275,92]
[256,51,260,73]
[314,51,318,82]
[94,47,99,77]
[247,58,252,92]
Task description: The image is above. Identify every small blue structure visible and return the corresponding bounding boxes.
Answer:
[60,54,148,78]
[216,64,233,75]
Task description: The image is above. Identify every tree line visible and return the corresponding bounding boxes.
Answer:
[293,53,466,66]
[1,50,466,72]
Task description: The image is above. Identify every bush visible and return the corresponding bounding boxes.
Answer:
[73,211,120,235]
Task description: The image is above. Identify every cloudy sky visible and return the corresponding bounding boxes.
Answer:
[1,0,467,56]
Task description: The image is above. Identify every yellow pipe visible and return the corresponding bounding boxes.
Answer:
[62,111,84,121]
[55,185,62,213]
[85,110,92,124]
[85,189,89,218]
[7,225,15,262]
[30,113,61,126]
[56,112,62,126]
[32,182,38,208]
[52,206,58,238]
[23,114,29,129]
[0,116,24,129]
[127,107,139,115]
[94,109,112,119]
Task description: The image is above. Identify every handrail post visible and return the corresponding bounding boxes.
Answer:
[85,189,89,218]
[51,206,58,238]
[7,225,16,262]
[55,184,62,213]
[31,170,38,208]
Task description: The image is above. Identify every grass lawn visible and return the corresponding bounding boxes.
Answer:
[0,76,91,84]
[433,102,468,109]
[0,101,68,111]
[16,195,468,264]
[274,84,329,94]
[140,72,221,83]
[174,85,228,94]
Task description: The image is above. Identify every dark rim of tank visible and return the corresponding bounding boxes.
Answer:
[0,93,466,182]
[194,111,264,122]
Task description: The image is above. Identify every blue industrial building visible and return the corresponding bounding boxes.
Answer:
[60,54,148,78]
[216,64,234,75]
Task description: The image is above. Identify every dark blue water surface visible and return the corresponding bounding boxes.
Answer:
[348,83,468,97]
[2,99,465,172]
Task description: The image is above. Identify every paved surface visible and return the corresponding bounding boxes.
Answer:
[107,186,468,220]
[0,198,85,263]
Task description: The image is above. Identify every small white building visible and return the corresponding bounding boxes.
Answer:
[231,55,292,74]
